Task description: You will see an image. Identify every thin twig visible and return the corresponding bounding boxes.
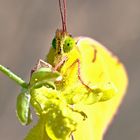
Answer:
[0,65,28,88]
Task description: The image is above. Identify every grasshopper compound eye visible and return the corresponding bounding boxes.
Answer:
[63,36,75,53]
[52,37,56,49]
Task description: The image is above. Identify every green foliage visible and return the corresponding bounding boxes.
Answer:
[30,67,61,89]
[16,88,32,125]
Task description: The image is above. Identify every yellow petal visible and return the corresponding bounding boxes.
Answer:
[73,37,128,140]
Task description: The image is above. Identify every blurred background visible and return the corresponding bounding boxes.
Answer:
[0,0,139,140]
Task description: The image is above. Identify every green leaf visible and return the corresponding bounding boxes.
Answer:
[16,88,32,125]
[30,67,61,89]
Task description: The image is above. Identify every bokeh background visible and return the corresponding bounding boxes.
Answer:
[0,0,139,140]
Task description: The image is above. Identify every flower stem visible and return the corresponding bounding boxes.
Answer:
[71,134,74,140]
[0,65,28,88]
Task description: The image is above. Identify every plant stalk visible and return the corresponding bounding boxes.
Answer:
[71,133,74,140]
[0,65,28,88]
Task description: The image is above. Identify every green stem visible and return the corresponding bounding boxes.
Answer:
[0,65,28,88]
[71,134,74,140]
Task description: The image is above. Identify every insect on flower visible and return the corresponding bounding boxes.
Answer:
[0,0,128,140]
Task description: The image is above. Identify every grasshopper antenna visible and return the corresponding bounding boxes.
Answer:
[59,0,67,32]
